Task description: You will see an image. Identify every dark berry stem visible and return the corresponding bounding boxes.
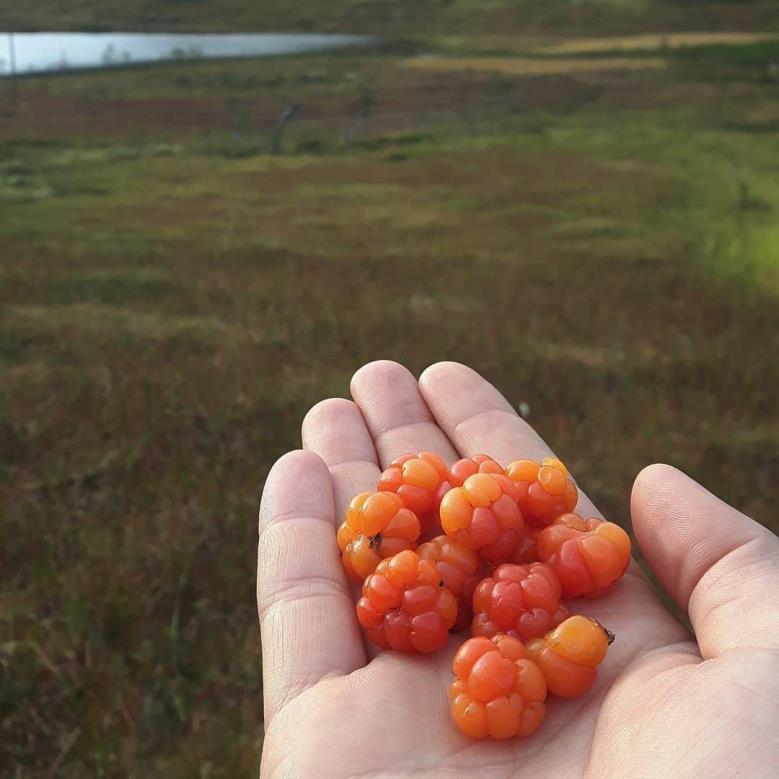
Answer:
[590,618,616,645]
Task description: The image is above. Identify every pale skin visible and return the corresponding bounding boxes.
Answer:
[257,361,779,778]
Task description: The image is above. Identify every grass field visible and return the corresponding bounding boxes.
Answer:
[1,27,779,779]
[405,55,667,75]
[3,0,779,36]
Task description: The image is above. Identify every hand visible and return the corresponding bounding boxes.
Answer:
[257,361,779,778]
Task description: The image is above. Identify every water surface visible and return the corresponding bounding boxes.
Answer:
[0,33,377,76]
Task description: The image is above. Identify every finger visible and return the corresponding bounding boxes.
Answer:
[257,450,366,724]
[418,361,599,517]
[301,395,385,660]
[632,464,779,657]
[302,397,381,517]
[351,360,459,467]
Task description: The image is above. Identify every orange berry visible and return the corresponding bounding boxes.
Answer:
[537,513,632,597]
[450,634,547,739]
[417,535,483,631]
[472,563,569,642]
[440,473,524,561]
[506,458,578,528]
[356,550,458,653]
[526,615,613,698]
[337,491,421,580]
[378,452,451,539]
[547,613,610,666]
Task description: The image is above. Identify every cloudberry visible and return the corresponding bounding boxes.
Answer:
[378,452,451,538]
[448,455,504,487]
[527,615,613,698]
[537,513,632,598]
[356,549,458,653]
[506,457,578,529]
[417,535,483,632]
[439,473,524,561]
[449,634,547,739]
[337,492,420,581]
[472,563,569,642]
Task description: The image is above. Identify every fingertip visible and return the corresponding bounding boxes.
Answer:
[630,462,772,621]
[351,359,412,395]
[631,463,687,537]
[630,463,738,562]
[267,448,329,484]
[351,361,423,423]
[302,397,356,440]
[632,462,684,496]
[418,361,473,392]
[259,449,332,535]
[351,359,458,465]
[301,397,377,468]
[418,361,515,418]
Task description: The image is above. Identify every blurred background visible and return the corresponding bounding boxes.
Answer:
[1,1,777,776]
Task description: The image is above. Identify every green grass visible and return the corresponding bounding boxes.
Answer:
[1,41,778,777]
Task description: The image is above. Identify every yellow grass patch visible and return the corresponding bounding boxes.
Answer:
[537,32,779,55]
[406,56,666,76]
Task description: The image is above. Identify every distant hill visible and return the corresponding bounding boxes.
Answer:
[2,0,778,37]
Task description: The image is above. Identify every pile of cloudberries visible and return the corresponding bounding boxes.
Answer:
[338,454,631,740]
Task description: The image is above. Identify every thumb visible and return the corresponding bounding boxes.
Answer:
[631,463,779,658]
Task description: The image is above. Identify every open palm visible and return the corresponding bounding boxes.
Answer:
[257,362,779,778]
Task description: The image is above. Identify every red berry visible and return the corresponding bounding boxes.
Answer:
[417,535,483,631]
[526,615,613,698]
[449,455,504,487]
[506,457,578,529]
[537,513,632,598]
[337,492,421,581]
[356,549,458,653]
[472,563,569,642]
[378,452,451,539]
[450,634,547,739]
[439,473,524,560]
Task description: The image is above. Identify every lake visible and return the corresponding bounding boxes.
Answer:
[0,33,378,76]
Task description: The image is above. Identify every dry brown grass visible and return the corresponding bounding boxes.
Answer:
[406,56,667,76]
[537,31,779,55]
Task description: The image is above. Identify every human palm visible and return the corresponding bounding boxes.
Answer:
[258,361,779,778]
